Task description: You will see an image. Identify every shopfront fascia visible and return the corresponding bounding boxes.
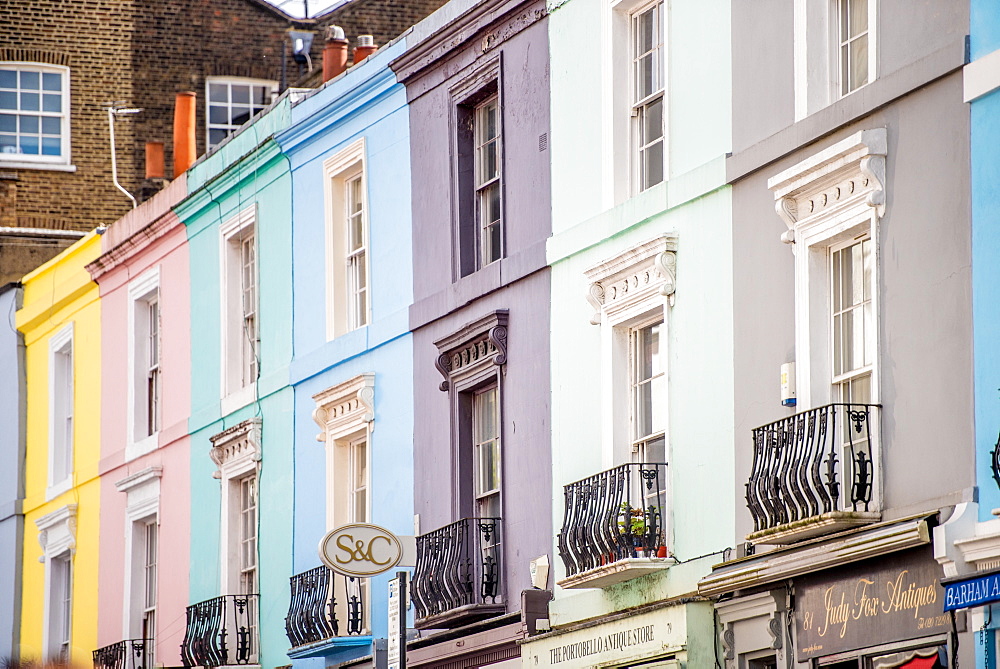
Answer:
[519,601,709,669]
[700,516,959,668]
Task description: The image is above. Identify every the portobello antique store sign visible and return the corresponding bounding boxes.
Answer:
[521,605,687,668]
[795,551,948,661]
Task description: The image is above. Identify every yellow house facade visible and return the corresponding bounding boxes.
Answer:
[16,233,102,665]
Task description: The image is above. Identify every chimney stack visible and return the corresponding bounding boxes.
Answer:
[145,142,165,179]
[323,25,349,82]
[353,35,377,65]
[173,91,196,178]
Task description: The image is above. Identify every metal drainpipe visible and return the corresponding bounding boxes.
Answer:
[107,106,140,209]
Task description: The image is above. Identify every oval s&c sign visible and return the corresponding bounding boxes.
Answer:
[318,523,404,577]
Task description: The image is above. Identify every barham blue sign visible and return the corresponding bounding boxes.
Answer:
[942,570,1000,612]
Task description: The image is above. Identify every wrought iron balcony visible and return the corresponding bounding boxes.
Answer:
[746,403,881,544]
[412,517,503,629]
[285,565,366,648]
[556,462,669,589]
[180,594,258,667]
[93,639,153,669]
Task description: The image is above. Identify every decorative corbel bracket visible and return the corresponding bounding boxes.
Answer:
[586,282,605,325]
[861,154,886,218]
[776,197,797,244]
[656,250,677,305]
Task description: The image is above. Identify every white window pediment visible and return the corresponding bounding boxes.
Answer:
[36,504,77,561]
[584,235,677,325]
[312,373,375,442]
[769,128,887,245]
[116,466,162,522]
[209,418,261,480]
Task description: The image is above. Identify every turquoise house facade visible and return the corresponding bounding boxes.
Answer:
[276,37,415,668]
[176,97,295,669]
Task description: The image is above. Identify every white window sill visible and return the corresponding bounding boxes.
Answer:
[45,477,72,502]
[0,161,76,172]
[221,385,255,416]
[125,433,159,462]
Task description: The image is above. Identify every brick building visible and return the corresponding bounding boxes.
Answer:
[0,0,446,285]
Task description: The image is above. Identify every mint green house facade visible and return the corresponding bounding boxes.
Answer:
[176,97,295,669]
[523,0,733,665]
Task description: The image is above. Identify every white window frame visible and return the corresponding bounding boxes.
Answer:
[629,317,666,462]
[629,0,665,193]
[605,0,667,203]
[0,62,71,167]
[472,385,501,519]
[473,96,503,267]
[116,467,161,644]
[47,323,73,500]
[769,128,886,511]
[36,504,77,663]
[835,0,874,97]
[127,268,161,461]
[323,139,370,340]
[205,76,277,151]
[220,206,258,414]
[312,373,375,635]
[792,0,878,120]
[585,237,676,469]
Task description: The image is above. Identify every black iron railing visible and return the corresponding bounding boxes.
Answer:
[93,639,152,669]
[180,594,258,667]
[285,566,366,647]
[412,517,502,623]
[746,403,879,534]
[557,463,668,578]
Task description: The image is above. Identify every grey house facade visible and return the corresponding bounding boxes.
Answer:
[390,0,552,664]
[0,282,25,661]
[699,1,975,667]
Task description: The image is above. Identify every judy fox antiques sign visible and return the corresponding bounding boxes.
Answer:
[795,551,948,661]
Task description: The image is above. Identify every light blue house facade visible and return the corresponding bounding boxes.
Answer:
[0,282,25,661]
[175,98,295,669]
[276,38,414,668]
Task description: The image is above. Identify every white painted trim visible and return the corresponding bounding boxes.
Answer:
[47,322,74,500]
[219,205,257,404]
[126,267,160,461]
[36,503,78,559]
[116,468,161,638]
[964,46,1000,102]
[322,138,367,341]
[0,162,76,172]
[0,62,72,167]
[115,465,163,495]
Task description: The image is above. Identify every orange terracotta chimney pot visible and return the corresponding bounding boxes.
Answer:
[145,141,165,179]
[323,25,349,82]
[173,91,197,178]
[353,35,377,65]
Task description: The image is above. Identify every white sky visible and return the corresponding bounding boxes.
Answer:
[263,0,350,18]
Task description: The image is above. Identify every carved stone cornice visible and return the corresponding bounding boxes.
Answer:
[434,310,509,391]
[36,504,77,560]
[767,128,888,244]
[583,236,678,324]
[312,373,376,442]
[208,418,262,479]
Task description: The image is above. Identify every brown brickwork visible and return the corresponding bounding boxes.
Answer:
[0,0,444,281]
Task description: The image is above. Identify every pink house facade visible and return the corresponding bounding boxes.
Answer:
[87,177,191,668]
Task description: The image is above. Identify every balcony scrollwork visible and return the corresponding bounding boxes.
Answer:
[180,594,258,667]
[285,565,366,648]
[556,463,669,589]
[745,402,881,544]
[412,517,503,629]
[92,639,152,669]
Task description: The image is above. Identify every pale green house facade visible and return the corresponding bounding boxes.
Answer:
[525,0,734,665]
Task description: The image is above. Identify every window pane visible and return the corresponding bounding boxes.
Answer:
[20,92,39,111]
[0,114,14,132]
[252,86,268,105]
[841,45,851,96]
[19,115,38,133]
[642,140,663,190]
[849,0,867,37]
[635,54,654,101]
[42,93,61,113]
[643,435,666,464]
[41,137,60,155]
[642,98,663,145]
[231,106,251,126]
[849,36,868,91]
[19,70,39,90]
[0,91,15,110]
[0,70,15,88]
[19,135,38,154]
[209,83,228,102]
[42,72,61,91]
[0,135,14,152]
[635,8,655,57]
[41,116,60,134]
[232,85,250,104]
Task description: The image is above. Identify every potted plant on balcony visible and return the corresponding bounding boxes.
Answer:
[618,502,648,556]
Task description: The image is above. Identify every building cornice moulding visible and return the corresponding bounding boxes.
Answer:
[312,373,376,442]
[434,310,509,391]
[698,515,931,597]
[114,466,163,493]
[390,0,545,86]
[767,128,887,244]
[584,235,677,324]
[35,503,77,560]
[209,418,262,479]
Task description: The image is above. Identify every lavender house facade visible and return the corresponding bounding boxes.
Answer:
[389,0,552,665]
